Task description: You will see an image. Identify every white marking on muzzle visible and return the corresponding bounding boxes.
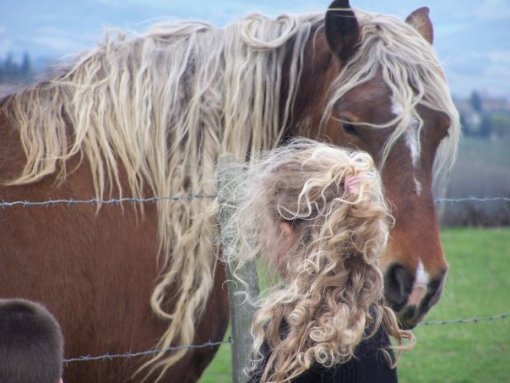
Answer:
[407,261,430,307]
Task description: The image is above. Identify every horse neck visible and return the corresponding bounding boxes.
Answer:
[284,30,341,140]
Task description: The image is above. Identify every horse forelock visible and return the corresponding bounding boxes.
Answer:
[323,9,460,191]
[3,12,325,380]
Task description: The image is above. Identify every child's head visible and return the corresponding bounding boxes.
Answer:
[231,138,389,279]
[228,138,413,383]
[0,299,64,383]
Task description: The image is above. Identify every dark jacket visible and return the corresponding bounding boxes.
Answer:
[249,323,397,383]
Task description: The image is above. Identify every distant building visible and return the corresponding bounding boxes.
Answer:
[482,96,510,113]
[454,93,510,138]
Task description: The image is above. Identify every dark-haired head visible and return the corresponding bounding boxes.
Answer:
[0,299,64,383]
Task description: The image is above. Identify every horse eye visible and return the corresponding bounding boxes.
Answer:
[343,121,357,135]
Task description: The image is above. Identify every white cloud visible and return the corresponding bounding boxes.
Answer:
[474,0,510,20]
[486,51,510,95]
[28,27,98,57]
[488,50,510,63]
[94,0,327,24]
[0,40,13,57]
[435,23,467,37]
[444,49,510,97]
[33,35,82,53]
[0,26,13,56]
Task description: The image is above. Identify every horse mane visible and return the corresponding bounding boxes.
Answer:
[1,7,459,380]
[324,10,460,191]
[3,12,323,380]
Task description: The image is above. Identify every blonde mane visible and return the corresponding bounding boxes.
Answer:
[2,7,458,380]
[3,12,324,379]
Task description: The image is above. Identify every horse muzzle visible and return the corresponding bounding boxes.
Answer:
[384,263,447,329]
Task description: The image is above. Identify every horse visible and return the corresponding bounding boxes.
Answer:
[0,0,459,382]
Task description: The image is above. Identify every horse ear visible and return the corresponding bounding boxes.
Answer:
[325,0,360,62]
[405,7,434,44]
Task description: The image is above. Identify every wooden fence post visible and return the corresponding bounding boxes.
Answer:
[216,156,260,383]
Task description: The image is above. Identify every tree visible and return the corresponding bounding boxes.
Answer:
[0,51,35,84]
[470,91,483,113]
[21,52,32,76]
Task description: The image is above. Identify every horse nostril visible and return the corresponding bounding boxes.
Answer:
[384,264,413,311]
[423,272,447,310]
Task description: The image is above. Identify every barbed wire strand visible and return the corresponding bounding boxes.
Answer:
[436,197,510,204]
[62,313,508,364]
[0,194,217,208]
[1,195,509,208]
[63,338,232,364]
[417,312,509,326]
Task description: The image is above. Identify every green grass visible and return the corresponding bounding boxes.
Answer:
[201,336,233,383]
[200,228,510,383]
[398,228,510,383]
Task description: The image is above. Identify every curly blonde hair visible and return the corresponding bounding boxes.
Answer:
[227,138,415,383]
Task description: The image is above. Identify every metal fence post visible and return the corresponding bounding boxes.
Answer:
[216,156,260,383]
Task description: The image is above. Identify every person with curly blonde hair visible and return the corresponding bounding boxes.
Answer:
[226,139,415,383]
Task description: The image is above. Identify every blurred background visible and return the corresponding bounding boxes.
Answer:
[0,2,509,382]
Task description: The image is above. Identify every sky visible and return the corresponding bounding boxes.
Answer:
[1,0,509,99]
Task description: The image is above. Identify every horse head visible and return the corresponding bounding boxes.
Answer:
[291,0,459,328]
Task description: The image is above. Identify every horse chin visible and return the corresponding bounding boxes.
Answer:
[398,319,418,330]
[387,279,444,330]
[394,305,426,330]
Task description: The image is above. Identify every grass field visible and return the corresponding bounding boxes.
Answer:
[200,228,510,383]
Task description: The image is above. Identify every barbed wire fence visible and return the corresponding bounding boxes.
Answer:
[2,191,508,376]
[61,312,509,365]
[1,195,509,208]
